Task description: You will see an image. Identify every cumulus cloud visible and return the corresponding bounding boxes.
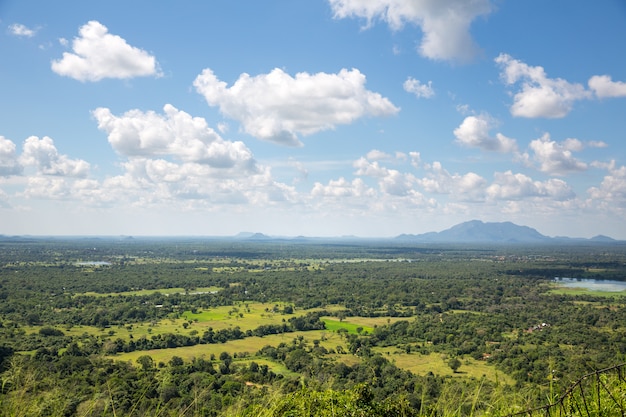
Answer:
[366,149,392,161]
[588,161,626,203]
[354,155,420,196]
[20,136,90,177]
[523,134,588,176]
[51,21,161,82]
[91,105,301,208]
[588,75,626,98]
[453,115,517,152]
[93,105,257,172]
[0,136,22,176]
[403,77,434,98]
[354,157,391,177]
[109,158,290,205]
[417,161,486,201]
[9,23,37,37]
[22,176,73,200]
[193,67,399,146]
[495,54,591,118]
[311,177,375,198]
[486,171,574,201]
[328,0,493,62]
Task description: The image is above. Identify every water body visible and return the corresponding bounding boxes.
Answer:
[554,277,626,292]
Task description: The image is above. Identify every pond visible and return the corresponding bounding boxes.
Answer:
[553,277,626,292]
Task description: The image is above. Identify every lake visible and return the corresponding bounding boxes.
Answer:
[553,277,626,292]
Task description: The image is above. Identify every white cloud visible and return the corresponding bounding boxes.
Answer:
[588,161,626,203]
[525,133,588,175]
[20,136,90,177]
[486,171,574,201]
[91,105,303,208]
[495,53,591,118]
[311,177,375,198]
[51,20,161,82]
[403,77,434,98]
[588,140,608,148]
[93,105,257,172]
[417,161,486,200]
[0,136,22,176]
[193,67,399,146]
[111,159,290,205]
[378,169,416,196]
[22,176,72,199]
[354,157,391,177]
[409,151,421,168]
[588,75,626,98]
[453,115,517,152]
[9,23,37,37]
[329,0,493,62]
[366,149,392,161]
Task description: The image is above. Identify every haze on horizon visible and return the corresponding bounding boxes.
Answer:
[1,1,626,239]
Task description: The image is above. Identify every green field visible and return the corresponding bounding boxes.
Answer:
[24,306,400,349]
[112,329,347,365]
[75,286,222,297]
[322,318,374,334]
[548,285,626,297]
[372,348,513,384]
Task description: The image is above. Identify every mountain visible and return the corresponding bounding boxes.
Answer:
[590,234,616,243]
[397,220,553,243]
[232,221,619,244]
[234,232,273,241]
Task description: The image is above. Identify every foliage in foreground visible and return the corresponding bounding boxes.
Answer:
[228,384,417,417]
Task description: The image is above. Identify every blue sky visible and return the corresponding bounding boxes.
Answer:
[1,0,626,238]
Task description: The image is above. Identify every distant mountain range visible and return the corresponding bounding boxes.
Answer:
[235,220,619,244]
[395,220,617,244]
[0,220,620,244]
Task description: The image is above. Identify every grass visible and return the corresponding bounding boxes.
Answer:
[321,318,373,334]
[181,302,296,328]
[75,286,222,297]
[24,305,393,348]
[547,286,626,297]
[372,348,514,385]
[111,329,348,367]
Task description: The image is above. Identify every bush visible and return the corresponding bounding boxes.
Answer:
[39,327,65,337]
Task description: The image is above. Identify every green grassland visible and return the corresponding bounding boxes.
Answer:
[23,305,386,343]
[372,348,514,385]
[181,302,297,329]
[547,286,626,297]
[23,302,510,387]
[112,329,347,366]
[75,286,222,297]
[321,318,374,334]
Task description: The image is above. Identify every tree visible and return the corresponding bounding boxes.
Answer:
[169,355,184,367]
[448,357,462,373]
[136,355,154,371]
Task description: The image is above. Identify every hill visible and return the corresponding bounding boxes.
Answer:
[397,220,593,243]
